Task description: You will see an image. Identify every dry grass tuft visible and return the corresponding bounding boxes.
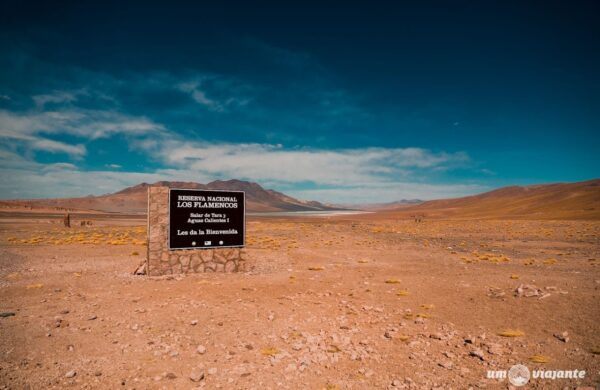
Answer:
[308,266,324,271]
[530,355,550,363]
[497,329,525,337]
[396,290,409,296]
[385,278,401,284]
[260,347,279,356]
[26,283,43,289]
[327,345,342,353]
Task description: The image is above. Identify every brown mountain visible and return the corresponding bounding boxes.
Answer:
[2,180,338,214]
[388,179,600,219]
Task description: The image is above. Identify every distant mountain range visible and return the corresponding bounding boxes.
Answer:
[386,179,600,219]
[0,180,339,213]
[2,178,599,219]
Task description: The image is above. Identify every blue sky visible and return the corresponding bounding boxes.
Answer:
[0,1,598,203]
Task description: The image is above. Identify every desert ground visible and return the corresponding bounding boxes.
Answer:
[0,212,599,389]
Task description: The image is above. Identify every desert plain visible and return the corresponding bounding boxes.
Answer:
[0,210,599,390]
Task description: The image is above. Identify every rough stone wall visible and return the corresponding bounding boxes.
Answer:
[146,186,247,276]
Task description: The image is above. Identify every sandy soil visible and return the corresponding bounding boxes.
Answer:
[0,214,599,389]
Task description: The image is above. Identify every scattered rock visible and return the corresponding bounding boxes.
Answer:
[196,345,207,354]
[438,361,453,369]
[65,370,76,378]
[0,312,16,318]
[487,287,506,299]
[515,284,542,298]
[191,320,198,326]
[554,331,570,343]
[469,348,485,361]
[486,342,505,355]
[285,363,297,372]
[189,369,205,382]
[133,262,147,275]
[165,372,177,380]
[87,315,97,321]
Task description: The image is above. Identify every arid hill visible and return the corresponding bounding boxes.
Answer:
[388,179,600,219]
[0,180,338,214]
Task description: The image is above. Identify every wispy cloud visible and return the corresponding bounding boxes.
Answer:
[33,90,80,108]
[0,107,165,158]
[178,81,222,111]
[0,108,165,139]
[178,78,250,112]
[28,137,86,157]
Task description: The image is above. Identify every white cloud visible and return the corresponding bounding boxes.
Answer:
[0,160,212,199]
[0,134,483,201]
[152,140,469,187]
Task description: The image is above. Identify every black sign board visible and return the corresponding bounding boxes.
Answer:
[168,189,245,250]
